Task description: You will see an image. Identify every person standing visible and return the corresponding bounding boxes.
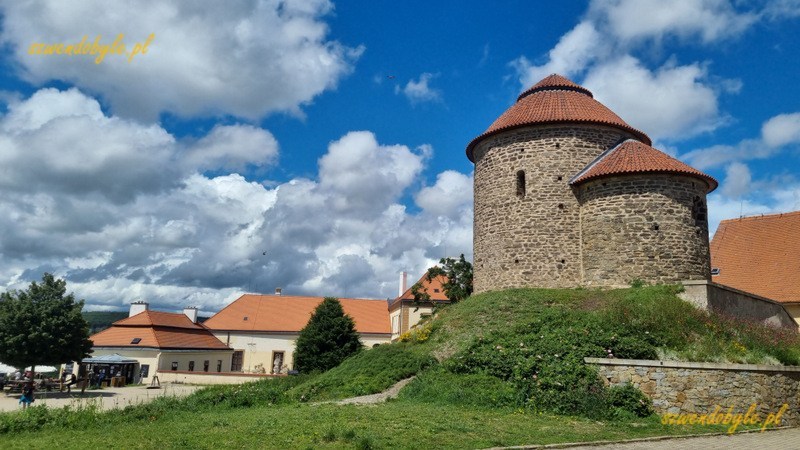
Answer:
[19,381,34,410]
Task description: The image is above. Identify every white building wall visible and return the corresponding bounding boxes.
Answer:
[214,331,392,373]
[157,350,233,374]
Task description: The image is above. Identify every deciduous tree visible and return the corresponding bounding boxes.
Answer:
[424,254,474,302]
[0,273,93,375]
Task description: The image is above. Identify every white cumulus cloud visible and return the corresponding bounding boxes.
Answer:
[0,0,363,120]
[396,73,442,104]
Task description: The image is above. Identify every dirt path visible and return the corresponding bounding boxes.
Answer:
[333,376,416,405]
[0,384,201,412]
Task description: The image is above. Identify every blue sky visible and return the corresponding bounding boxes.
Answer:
[0,1,798,312]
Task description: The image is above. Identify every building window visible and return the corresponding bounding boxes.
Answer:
[188,361,195,372]
[272,351,285,375]
[391,315,400,334]
[692,196,707,228]
[216,360,223,372]
[231,350,244,372]
[203,360,210,372]
[171,362,178,371]
[516,171,526,198]
[139,364,149,379]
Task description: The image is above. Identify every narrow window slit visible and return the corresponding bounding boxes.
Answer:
[516,170,526,198]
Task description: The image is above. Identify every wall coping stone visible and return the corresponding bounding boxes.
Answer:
[584,357,800,373]
[681,279,792,307]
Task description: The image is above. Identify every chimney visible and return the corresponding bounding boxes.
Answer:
[129,301,149,317]
[183,306,198,323]
[275,287,282,296]
[398,271,408,297]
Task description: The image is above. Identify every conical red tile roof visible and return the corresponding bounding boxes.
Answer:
[570,140,717,192]
[466,74,650,161]
[517,74,594,99]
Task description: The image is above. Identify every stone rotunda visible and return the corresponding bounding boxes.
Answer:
[467,74,717,293]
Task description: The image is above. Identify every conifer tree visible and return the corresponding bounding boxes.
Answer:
[294,297,362,373]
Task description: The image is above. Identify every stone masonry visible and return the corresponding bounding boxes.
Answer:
[587,357,800,425]
[472,124,637,292]
[577,174,711,286]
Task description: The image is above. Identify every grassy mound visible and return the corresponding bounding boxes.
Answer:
[3,285,798,436]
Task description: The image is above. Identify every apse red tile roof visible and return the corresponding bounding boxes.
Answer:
[389,273,450,310]
[710,211,800,304]
[203,295,391,334]
[467,74,651,161]
[90,311,230,350]
[570,140,718,192]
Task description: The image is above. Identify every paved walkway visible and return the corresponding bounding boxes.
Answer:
[498,427,800,449]
[0,384,201,412]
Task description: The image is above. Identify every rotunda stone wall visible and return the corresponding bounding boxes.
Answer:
[576,174,711,286]
[472,124,637,293]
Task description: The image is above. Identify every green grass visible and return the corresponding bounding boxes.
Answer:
[287,342,436,402]
[0,401,754,450]
[4,285,798,448]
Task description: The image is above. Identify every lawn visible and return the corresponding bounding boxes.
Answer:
[0,401,740,450]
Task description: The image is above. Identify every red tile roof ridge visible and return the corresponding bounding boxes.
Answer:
[517,73,594,100]
[718,210,800,224]
[113,310,204,329]
[570,139,718,192]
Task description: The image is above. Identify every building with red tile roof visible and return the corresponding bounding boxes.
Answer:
[389,271,450,340]
[204,293,391,374]
[711,211,800,321]
[78,303,233,384]
[469,74,716,291]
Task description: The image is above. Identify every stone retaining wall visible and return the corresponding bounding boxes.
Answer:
[586,357,800,425]
[680,280,796,330]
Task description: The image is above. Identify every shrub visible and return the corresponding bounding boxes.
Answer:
[605,383,654,419]
[445,307,658,418]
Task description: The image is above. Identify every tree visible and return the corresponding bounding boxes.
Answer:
[0,273,93,375]
[424,254,473,302]
[293,297,362,373]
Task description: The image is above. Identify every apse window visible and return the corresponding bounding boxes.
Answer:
[516,170,526,198]
[692,196,707,228]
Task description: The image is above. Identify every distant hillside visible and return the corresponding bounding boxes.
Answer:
[82,311,128,333]
[82,310,209,333]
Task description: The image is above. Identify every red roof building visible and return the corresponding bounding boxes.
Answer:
[389,272,450,340]
[84,304,233,384]
[711,211,800,306]
[204,294,391,374]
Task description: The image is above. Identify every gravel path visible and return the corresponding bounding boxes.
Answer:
[331,376,416,405]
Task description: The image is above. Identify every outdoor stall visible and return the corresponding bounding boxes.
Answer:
[80,354,139,387]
